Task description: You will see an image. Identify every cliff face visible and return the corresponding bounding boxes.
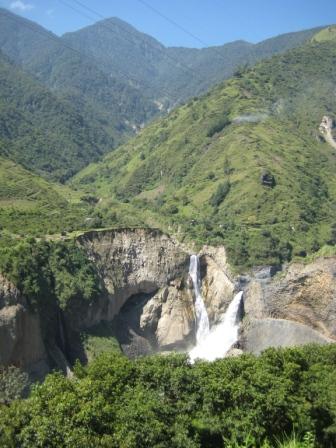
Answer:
[0,228,335,376]
[0,275,49,379]
[241,258,336,352]
[76,231,238,355]
[77,228,190,322]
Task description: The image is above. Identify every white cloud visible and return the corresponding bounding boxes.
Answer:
[10,1,35,12]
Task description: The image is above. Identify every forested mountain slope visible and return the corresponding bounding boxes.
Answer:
[73,28,336,268]
[0,8,323,121]
[64,17,322,105]
[0,8,326,182]
[0,50,113,181]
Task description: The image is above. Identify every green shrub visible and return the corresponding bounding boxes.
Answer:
[0,367,29,404]
[207,115,231,137]
[210,181,231,207]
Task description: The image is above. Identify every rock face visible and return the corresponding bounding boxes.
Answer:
[243,258,336,338]
[0,276,49,378]
[199,246,235,324]
[76,229,232,354]
[141,285,195,350]
[0,227,335,375]
[319,115,336,150]
[243,318,332,354]
[77,228,191,323]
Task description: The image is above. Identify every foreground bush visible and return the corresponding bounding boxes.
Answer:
[0,344,335,447]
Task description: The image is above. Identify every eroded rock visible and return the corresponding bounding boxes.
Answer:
[243,258,336,340]
[242,318,332,354]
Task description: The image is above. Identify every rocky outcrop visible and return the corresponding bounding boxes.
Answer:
[319,115,336,150]
[260,170,276,187]
[199,246,235,324]
[75,232,238,355]
[140,285,195,350]
[0,277,49,379]
[57,246,336,359]
[77,228,190,325]
[243,258,336,339]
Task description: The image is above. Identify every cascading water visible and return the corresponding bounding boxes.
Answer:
[189,255,210,343]
[188,254,243,361]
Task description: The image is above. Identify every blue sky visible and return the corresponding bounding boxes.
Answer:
[1,0,336,47]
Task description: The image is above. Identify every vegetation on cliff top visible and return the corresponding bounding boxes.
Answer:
[0,239,102,339]
[0,344,335,447]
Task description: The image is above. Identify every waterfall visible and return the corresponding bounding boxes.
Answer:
[189,290,243,362]
[189,255,210,343]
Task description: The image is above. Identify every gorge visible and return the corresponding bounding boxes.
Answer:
[1,7,336,445]
[0,228,334,380]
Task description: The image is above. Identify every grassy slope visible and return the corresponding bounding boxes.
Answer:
[0,156,91,245]
[72,33,336,268]
[0,151,149,246]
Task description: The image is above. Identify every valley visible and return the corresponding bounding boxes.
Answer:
[0,6,335,446]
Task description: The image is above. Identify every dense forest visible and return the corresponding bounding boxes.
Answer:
[1,345,336,447]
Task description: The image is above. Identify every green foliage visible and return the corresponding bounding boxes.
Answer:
[0,367,29,404]
[0,239,101,315]
[210,181,231,207]
[207,115,231,137]
[80,322,121,363]
[0,345,336,447]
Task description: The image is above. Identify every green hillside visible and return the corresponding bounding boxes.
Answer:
[312,25,336,42]
[0,149,150,246]
[73,35,336,268]
[0,156,88,243]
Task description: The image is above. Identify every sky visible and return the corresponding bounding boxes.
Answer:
[1,0,336,47]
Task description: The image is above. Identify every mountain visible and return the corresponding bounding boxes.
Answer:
[0,8,159,156]
[0,50,114,181]
[0,7,321,119]
[0,8,325,182]
[72,28,336,268]
[63,18,323,105]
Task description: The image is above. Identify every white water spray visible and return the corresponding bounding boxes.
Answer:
[189,255,210,343]
[188,254,243,361]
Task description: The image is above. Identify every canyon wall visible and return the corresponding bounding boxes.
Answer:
[0,228,335,377]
